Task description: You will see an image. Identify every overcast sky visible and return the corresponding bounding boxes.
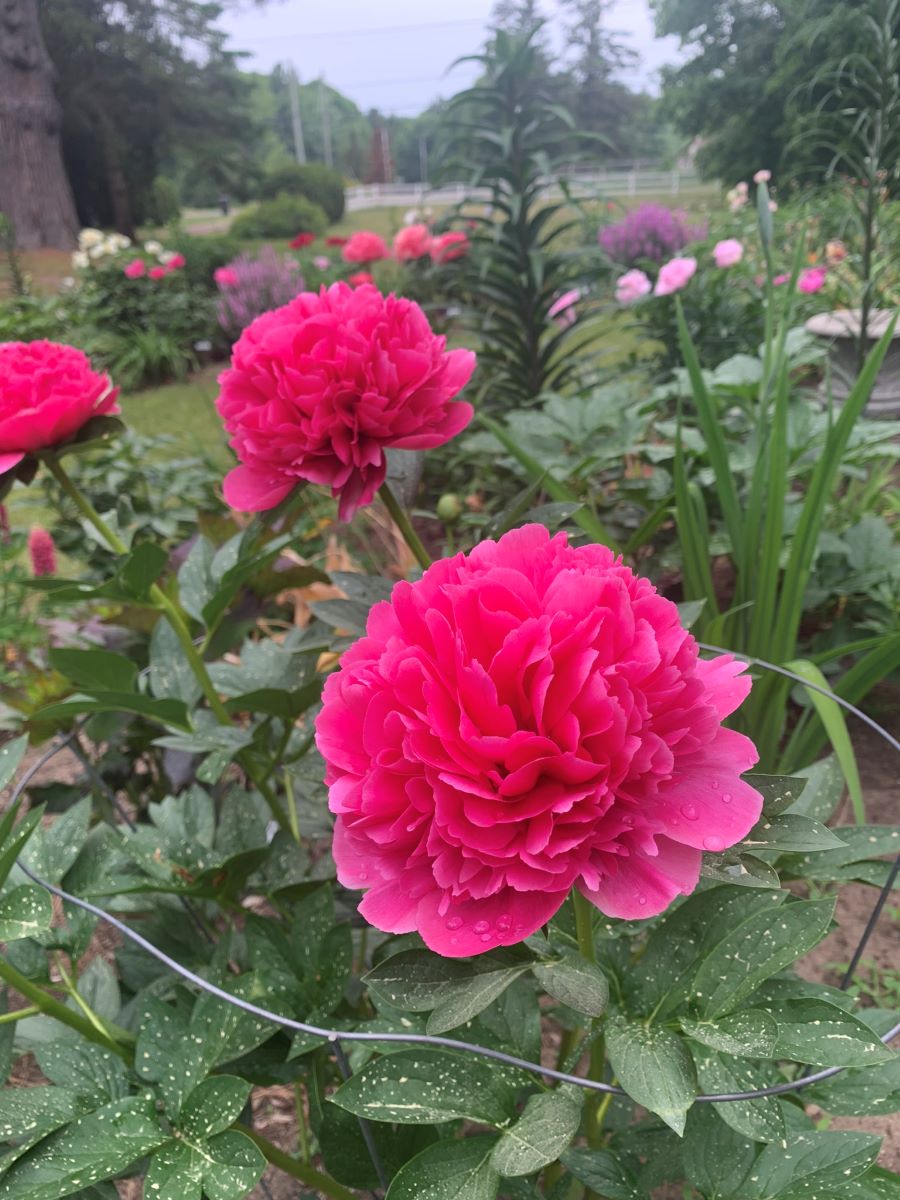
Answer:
[220,0,684,115]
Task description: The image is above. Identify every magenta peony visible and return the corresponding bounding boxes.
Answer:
[394,224,433,261]
[123,260,146,279]
[316,524,762,957]
[615,269,652,304]
[28,526,56,577]
[430,231,469,263]
[713,238,744,268]
[148,266,167,280]
[216,283,476,520]
[342,231,389,264]
[798,266,827,294]
[655,256,697,296]
[214,266,239,288]
[0,341,120,479]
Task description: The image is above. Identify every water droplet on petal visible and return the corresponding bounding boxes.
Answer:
[681,804,699,820]
[638,895,648,906]
[495,914,512,931]
[480,932,492,943]
[704,835,725,852]
[473,920,490,934]
[722,792,733,803]
[446,916,463,930]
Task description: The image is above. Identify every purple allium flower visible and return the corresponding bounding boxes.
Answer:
[599,204,706,268]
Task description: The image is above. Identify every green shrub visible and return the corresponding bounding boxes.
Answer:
[260,162,346,222]
[149,175,181,225]
[0,294,69,342]
[169,231,243,293]
[231,192,328,240]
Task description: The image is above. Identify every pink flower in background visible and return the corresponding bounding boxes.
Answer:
[798,266,827,294]
[600,203,706,267]
[214,267,239,287]
[290,233,317,250]
[313,255,330,270]
[753,169,772,184]
[342,231,389,264]
[166,253,186,270]
[548,289,581,328]
[123,260,145,279]
[28,527,56,577]
[216,282,476,520]
[316,524,762,957]
[654,256,697,296]
[148,266,167,280]
[0,341,119,479]
[713,238,744,268]
[348,271,374,286]
[393,223,433,261]
[769,200,778,213]
[430,231,470,263]
[615,268,652,304]
[773,273,790,286]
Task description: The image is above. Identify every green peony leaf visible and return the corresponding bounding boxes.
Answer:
[690,1047,786,1142]
[561,1147,644,1199]
[773,998,896,1068]
[489,1086,582,1176]
[179,1076,252,1141]
[0,885,52,941]
[605,1017,697,1136]
[533,952,609,1018]
[680,1009,778,1058]
[744,1130,881,1199]
[385,1135,500,1200]
[680,1105,757,1200]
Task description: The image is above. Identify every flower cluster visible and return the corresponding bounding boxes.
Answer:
[616,238,748,304]
[27,527,56,577]
[726,181,749,212]
[316,524,762,957]
[122,252,186,282]
[214,246,306,338]
[600,204,706,268]
[71,228,132,270]
[216,282,475,520]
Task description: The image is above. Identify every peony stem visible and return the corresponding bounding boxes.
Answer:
[379,481,432,571]
[571,889,607,1163]
[239,1127,358,1200]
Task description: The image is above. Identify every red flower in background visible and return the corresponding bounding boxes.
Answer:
[342,231,389,264]
[290,233,317,249]
[348,271,374,286]
[393,224,432,261]
[123,260,146,279]
[430,231,469,263]
[326,236,349,247]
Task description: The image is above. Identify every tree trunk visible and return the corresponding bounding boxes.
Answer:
[0,0,78,249]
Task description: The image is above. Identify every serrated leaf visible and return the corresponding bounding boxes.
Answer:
[742,814,846,853]
[179,1076,251,1141]
[773,998,896,1068]
[385,1135,500,1200]
[0,1094,167,1200]
[0,884,52,940]
[690,1047,786,1142]
[744,1130,881,1199]
[489,1087,582,1176]
[331,1049,520,1127]
[605,1018,697,1135]
[680,1105,756,1200]
[561,1147,643,1199]
[532,953,608,1018]
[680,1009,778,1058]
[693,898,835,1017]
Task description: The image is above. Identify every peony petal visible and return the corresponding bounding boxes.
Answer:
[695,654,752,719]
[417,885,567,957]
[580,836,701,919]
[0,451,25,474]
[222,463,294,512]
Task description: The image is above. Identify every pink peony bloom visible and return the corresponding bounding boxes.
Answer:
[214,266,239,288]
[654,256,697,296]
[615,269,652,304]
[0,341,120,479]
[166,253,186,270]
[548,289,581,328]
[713,238,744,268]
[316,525,762,957]
[798,266,827,294]
[342,231,389,264]
[753,169,772,184]
[773,273,790,286]
[394,224,433,261]
[430,231,470,263]
[313,255,331,271]
[216,282,476,520]
[28,527,56,577]
[123,259,146,279]
[348,271,374,286]
[148,265,167,280]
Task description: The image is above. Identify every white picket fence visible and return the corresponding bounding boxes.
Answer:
[346,169,705,212]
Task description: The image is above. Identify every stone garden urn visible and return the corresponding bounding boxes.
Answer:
[805,308,900,417]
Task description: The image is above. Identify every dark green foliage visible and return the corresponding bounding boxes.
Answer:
[231,193,329,240]
[259,162,346,222]
[148,176,180,225]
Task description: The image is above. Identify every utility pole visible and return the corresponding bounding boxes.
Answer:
[380,126,393,183]
[418,134,428,185]
[319,79,333,168]
[287,65,307,164]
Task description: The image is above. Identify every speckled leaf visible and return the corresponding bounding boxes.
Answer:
[605,1018,697,1135]
[690,1048,785,1142]
[806,1044,900,1116]
[490,1086,582,1176]
[385,1135,500,1200]
[680,1009,778,1058]
[784,754,844,822]
[365,950,470,1012]
[693,898,834,1018]
[0,1087,89,1146]
[784,827,900,883]
[747,773,808,817]
[744,1131,881,1199]
[179,1076,251,1140]
[561,1148,643,1199]
[427,965,530,1035]
[0,885,52,941]
[533,953,609,1018]
[35,1042,128,1105]
[19,797,91,885]
[135,998,216,1120]
[742,814,846,853]
[0,735,27,793]
[199,1131,266,1200]
[0,1094,167,1200]
[680,1105,756,1200]
[142,1142,202,1200]
[773,998,895,1068]
[331,1049,520,1127]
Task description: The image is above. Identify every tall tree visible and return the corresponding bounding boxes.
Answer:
[491,0,546,36]
[561,0,638,143]
[0,0,79,249]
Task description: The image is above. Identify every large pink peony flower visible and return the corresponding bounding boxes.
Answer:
[655,256,697,296]
[0,341,120,478]
[394,224,432,261]
[316,525,762,957]
[216,283,476,519]
[713,238,744,268]
[342,231,389,264]
[615,269,652,304]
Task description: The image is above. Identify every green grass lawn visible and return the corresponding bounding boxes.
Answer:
[118,364,230,465]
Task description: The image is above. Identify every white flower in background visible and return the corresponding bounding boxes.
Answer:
[108,233,131,250]
[144,239,163,256]
[88,242,109,259]
[402,208,420,225]
[158,249,177,265]
[71,250,89,269]
[78,228,104,249]
[61,276,76,289]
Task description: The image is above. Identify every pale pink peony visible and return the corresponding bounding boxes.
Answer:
[713,238,744,268]
[342,231,389,264]
[316,524,762,957]
[754,169,772,184]
[216,283,476,520]
[214,267,239,287]
[654,256,697,296]
[27,527,56,576]
[430,231,470,263]
[313,255,331,271]
[123,260,146,279]
[798,266,827,294]
[548,289,581,328]
[393,224,433,262]
[615,269,652,304]
[0,341,120,479]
